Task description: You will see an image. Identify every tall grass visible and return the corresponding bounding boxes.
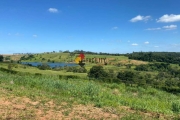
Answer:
[0,71,180,116]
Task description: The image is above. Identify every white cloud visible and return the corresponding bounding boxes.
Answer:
[162,25,177,30]
[131,43,138,46]
[146,27,161,30]
[130,15,151,22]
[48,8,58,13]
[112,26,118,30]
[33,34,38,37]
[157,14,180,23]
[146,25,177,31]
[144,41,149,44]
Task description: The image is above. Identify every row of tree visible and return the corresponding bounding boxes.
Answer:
[127,52,180,64]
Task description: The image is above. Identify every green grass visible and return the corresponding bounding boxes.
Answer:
[1,53,180,119]
[0,71,180,119]
[0,62,87,78]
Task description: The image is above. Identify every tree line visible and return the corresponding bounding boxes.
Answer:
[127,52,180,64]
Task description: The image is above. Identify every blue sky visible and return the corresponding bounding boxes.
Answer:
[0,0,180,54]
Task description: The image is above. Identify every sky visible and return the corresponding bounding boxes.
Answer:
[0,0,180,54]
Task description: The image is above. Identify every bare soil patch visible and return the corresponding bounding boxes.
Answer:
[0,94,120,120]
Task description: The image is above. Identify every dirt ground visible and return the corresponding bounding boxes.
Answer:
[0,95,120,120]
[1,94,175,120]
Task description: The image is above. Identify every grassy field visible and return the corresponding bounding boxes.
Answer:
[0,62,88,78]
[0,71,180,119]
[1,53,180,119]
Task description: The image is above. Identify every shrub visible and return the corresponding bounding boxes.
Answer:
[8,64,13,70]
[117,71,136,85]
[59,75,79,80]
[0,67,18,74]
[88,65,108,80]
[65,75,79,79]
[0,55,4,62]
[37,63,51,70]
[35,73,42,76]
[172,100,180,113]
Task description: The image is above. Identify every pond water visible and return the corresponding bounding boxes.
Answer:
[21,62,78,68]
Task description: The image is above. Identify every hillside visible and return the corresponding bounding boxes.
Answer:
[0,52,180,119]
[0,71,180,119]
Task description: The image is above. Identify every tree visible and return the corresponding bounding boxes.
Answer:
[0,55,3,62]
[5,56,11,60]
[117,71,136,85]
[88,65,108,79]
[37,63,51,70]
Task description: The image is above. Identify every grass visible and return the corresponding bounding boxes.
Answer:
[3,53,148,73]
[1,53,180,119]
[0,62,87,78]
[0,71,180,119]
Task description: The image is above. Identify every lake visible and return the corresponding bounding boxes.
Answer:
[21,62,78,68]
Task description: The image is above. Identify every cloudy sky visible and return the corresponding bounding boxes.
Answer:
[0,0,180,54]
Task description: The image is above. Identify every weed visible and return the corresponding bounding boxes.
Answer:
[172,100,180,113]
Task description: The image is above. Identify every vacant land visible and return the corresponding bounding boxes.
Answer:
[0,71,180,119]
[0,52,180,119]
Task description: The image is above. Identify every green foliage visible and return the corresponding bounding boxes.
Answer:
[121,113,144,120]
[135,63,170,72]
[128,52,180,64]
[65,66,87,73]
[37,63,51,70]
[0,55,3,62]
[47,59,51,62]
[5,56,11,60]
[0,71,180,117]
[34,73,42,76]
[20,54,34,60]
[8,63,13,70]
[87,64,180,94]
[88,65,108,80]
[0,67,18,74]
[172,100,180,113]
[126,64,132,69]
[117,71,136,85]
[59,75,79,79]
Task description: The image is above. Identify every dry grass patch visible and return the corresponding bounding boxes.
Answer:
[118,60,148,65]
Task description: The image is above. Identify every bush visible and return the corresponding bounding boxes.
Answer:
[8,64,13,70]
[35,73,42,76]
[0,55,3,62]
[117,71,136,85]
[172,100,180,113]
[65,75,79,79]
[0,67,18,74]
[37,63,51,70]
[59,75,79,80]
[88,65,108,80]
